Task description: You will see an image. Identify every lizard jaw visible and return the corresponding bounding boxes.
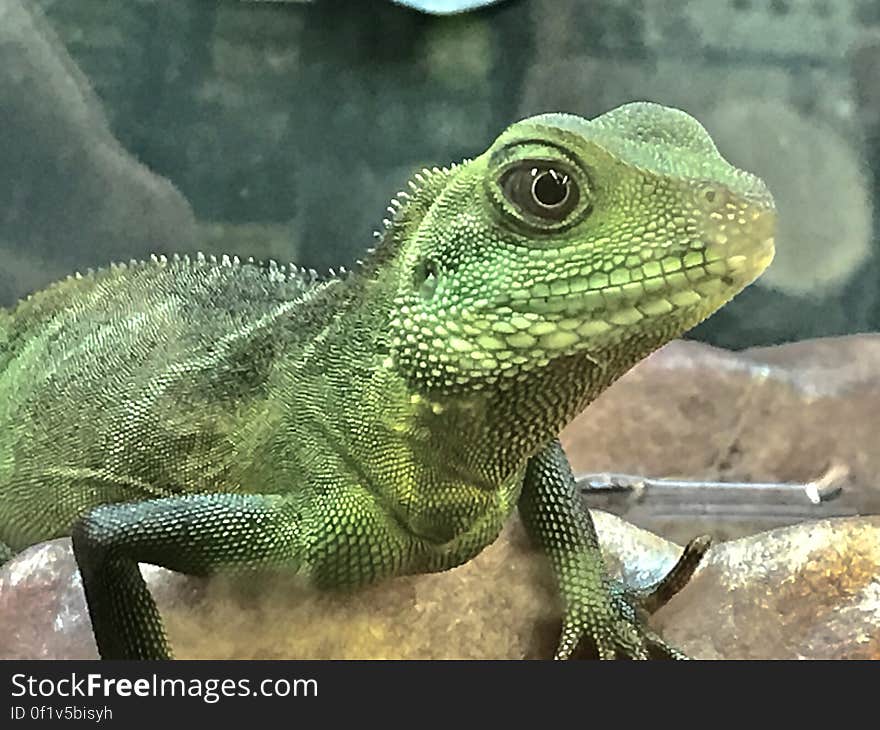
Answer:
[388,233,774,390]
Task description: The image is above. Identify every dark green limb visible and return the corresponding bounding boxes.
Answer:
[71,493,302,660]
[518,440,704,660]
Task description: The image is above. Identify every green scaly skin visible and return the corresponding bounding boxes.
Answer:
[0,102,775,660]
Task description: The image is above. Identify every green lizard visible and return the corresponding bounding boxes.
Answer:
[0,102,774,660]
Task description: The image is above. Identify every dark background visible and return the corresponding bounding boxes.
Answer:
[2,0,879,348]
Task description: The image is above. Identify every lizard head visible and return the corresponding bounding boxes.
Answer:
[384,102,775,397]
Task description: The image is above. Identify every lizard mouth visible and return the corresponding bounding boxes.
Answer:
[391,229,773,383]
[504,238,771,312]
[483,235,775,352]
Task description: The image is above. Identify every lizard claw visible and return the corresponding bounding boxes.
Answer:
[637,534,711,614]
[553,534,711,660]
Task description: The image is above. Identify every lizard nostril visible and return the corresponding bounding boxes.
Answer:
[696,183,727,210]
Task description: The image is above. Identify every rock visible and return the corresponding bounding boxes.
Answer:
[2,335,880,659]
[2,512,878,660]
[564,335,880,482]
[562,336,880,543]
[0,521,560,661]
[654,516,880,660]
[0,0,196,305]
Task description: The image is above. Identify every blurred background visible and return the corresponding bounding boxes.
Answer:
[1,0,878,349]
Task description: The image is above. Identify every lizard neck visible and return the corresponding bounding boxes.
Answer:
[337,266,647,494]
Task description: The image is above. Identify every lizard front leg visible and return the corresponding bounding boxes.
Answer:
[71,493,303,660]
[518,440,707,660]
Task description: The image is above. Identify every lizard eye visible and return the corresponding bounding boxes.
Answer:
[501,162,581,221]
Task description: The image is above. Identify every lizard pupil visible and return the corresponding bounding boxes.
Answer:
[500,161,581,223]
[531,169,569,208]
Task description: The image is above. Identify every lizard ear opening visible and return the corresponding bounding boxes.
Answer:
[413,258,439,300]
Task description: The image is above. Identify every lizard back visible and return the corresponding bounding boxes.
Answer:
[0,254,344,551]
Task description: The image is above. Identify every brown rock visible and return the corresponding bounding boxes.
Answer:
[2,512,877,660]
[2,336,879,659]
[562,336,880,542]
[655,517,880,660]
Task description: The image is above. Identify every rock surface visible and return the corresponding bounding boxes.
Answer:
[654,516,880,660]
[0,0,196,305]
[563,335,880,544]
[1,336,879,660]
[2,513,878,660]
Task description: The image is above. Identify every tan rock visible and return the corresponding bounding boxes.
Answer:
[2,336,879,659]
[1,512,877,660]
[562,336,880,542]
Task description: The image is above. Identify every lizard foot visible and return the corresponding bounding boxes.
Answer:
[555,534,711,660]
